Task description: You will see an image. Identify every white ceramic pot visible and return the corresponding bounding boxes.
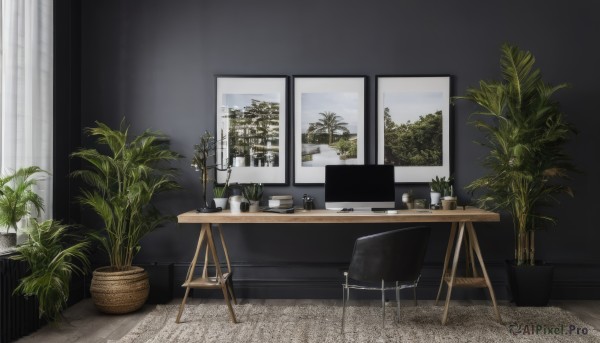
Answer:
[430,192,441,206]
[213,198,228,210]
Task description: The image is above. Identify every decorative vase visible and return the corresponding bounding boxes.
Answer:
[213,198,228,210]
[90,266,149,314]
[0,233,16,252]
[229,195,243,213]
[248,200,260,212]
[430,192,441,206]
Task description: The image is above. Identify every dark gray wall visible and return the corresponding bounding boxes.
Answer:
[70,0,600,298]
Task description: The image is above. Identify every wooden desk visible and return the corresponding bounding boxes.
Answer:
[176,208,502,325]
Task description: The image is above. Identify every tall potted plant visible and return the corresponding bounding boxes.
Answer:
[72,120,180,314]
[0,166,46,251]
[458,44,576,305]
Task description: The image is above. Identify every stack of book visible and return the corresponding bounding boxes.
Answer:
[268,195,293,208]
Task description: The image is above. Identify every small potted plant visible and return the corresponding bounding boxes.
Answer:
[430,176,452,208]
[0,166,46,251]
[242,183,263,212]
[441,183,457,210]
[212,166,231,210]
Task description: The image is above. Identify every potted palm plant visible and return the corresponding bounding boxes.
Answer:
[458,44,576,306]
[0,166,46,251]
[72,120,180,314]
[12,219,89,323]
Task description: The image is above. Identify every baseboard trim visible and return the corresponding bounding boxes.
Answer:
[160,261,600,300]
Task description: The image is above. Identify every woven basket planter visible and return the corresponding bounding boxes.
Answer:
[90,266,149,314]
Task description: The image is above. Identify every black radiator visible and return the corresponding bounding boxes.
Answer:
[0,255,42,343]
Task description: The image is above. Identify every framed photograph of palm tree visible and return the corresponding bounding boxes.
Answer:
[293,76,366,184]
[216,76,288,185]
[376,75,451,183]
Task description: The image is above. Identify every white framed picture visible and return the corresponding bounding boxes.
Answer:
[293,76,366,184]
[216,76,288,185]
[376,75,451,183]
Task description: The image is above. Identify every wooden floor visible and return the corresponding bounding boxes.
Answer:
[15,298,600,343]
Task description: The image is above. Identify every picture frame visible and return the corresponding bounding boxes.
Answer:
[293,76,367,184]
[215,76,289,185]
[376,75,451,183]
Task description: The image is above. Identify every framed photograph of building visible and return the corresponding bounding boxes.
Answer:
[293,76,366,184]
[216,76,288,185]
[376,76,451,183]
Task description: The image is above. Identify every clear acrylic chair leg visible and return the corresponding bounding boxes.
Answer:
[381,279,386,329]
[341,272,349,334]
[413,287,417,306]
[341,286,347,333]
[396,281,401,323]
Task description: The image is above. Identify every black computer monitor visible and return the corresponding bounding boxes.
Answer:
[324,165,395,210]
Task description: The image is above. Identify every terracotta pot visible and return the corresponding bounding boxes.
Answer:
[90,266,149,314]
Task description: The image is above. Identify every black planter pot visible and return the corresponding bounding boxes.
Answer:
[505,260,554,306]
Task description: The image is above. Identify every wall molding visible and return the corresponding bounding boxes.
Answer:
[165,260,600,300]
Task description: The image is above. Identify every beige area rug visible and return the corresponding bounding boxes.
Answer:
[111,303,600,343]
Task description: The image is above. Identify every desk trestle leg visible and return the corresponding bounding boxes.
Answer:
[176,223,237,324]
[439,221,502,325]
[436,222,457,305]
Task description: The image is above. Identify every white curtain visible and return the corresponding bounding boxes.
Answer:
[0,0,53,225]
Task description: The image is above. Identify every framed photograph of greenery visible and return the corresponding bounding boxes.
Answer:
[216,76,289,185]
[293,76,367,184]
[376,76,451,183]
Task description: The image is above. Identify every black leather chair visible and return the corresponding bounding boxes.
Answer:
[341,226,431,332]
